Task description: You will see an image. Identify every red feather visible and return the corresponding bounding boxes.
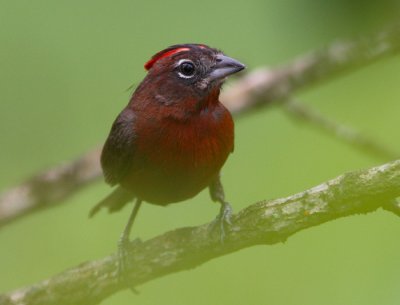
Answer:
[144,47,190,70]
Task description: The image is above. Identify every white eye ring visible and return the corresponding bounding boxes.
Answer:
[177,59,195,79]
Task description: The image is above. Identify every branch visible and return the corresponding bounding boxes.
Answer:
[0,149,101,228]
[1,159,400,305]
[221,23,400,114]
[2,24,400,227]
[284,99,399,160]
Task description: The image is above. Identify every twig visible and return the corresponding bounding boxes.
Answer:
[1,159,400,305]
[284,99,398,160]
[1,24,400,227]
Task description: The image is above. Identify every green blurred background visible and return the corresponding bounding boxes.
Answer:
[1,0,400,304]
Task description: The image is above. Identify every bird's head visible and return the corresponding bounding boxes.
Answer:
[135,44,245,111]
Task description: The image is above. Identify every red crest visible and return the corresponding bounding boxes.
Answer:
[144,47,190,70]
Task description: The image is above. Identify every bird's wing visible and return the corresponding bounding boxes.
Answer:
[100,108,137,186]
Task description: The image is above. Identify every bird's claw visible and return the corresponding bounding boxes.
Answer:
[117,237,141,294]
[210,201,233,244]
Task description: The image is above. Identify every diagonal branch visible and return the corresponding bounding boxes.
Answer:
[221,23,400,113]
[1,159,400,305]
[1,24,400,228]
[283,99,398,160]
[0,149,101,228]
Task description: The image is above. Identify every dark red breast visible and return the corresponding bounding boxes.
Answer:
[120,102,234,205]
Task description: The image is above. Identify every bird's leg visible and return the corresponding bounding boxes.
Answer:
[209,174,233,243]
[117,198,142,291]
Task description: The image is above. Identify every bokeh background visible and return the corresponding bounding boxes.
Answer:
[1,1,400,304]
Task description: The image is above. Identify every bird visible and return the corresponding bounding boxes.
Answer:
[90,43,245,273]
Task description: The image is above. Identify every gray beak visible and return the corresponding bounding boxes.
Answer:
[209,54,245,81]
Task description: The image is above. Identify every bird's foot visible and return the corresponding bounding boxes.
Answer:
[210,201,233,244]
[117,237,141,294]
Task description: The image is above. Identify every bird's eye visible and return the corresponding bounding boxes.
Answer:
[178,61,195,78]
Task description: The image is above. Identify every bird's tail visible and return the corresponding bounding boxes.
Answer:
[89,187,135,217]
